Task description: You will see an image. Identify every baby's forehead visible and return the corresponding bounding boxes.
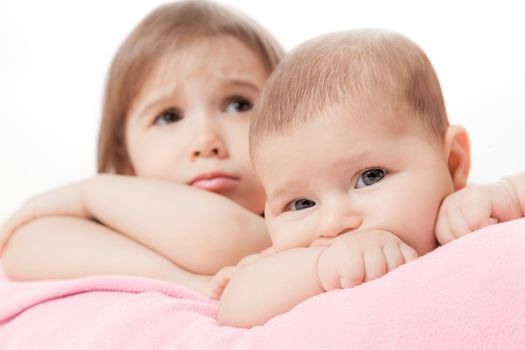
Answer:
[251,101,441,181]
[253,97,416,149]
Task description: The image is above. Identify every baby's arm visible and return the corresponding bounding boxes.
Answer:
[2,216,214,296]
[217,246,325,328]
[435,172,525,244]
[217,230,417,328]
[0,174,270,274]
[508,172,525,215]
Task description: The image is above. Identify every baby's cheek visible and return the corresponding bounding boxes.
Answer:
[268,220,312,252]
[402,208,440,255]
[381,195,438,255]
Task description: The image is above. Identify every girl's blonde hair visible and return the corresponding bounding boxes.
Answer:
[97,0,284,173]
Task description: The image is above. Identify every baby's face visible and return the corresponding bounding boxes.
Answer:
[125,36,269,214]
[256,101,455,255]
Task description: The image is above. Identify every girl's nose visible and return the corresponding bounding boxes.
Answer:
[193,146,223,158]
[189,120,228,160]
[316,197,362,239]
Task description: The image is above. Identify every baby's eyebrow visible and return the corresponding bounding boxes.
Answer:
[266,193,290,214]
[335,153,371,166]
[267,152,383,200]
[267,181,303,207]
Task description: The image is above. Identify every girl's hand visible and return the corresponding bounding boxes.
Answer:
[435,180,522,245]
[316,230,418,291]
[209,265,239,300]
[0,181,89,253]
[208,247,276,299]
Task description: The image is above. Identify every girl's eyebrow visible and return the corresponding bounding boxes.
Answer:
[130,81,183,121]
[221,78,263,92]
[130,78,262,121]
[131,92,173,122]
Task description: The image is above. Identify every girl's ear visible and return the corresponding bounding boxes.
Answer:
[116,158,136,176]
[443,125,470,191]
[120,162,136,176]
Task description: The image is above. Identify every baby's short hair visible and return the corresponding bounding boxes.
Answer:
[250,29,449,153]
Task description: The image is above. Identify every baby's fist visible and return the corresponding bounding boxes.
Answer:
[316,230,418,291]
[436,180,522,245]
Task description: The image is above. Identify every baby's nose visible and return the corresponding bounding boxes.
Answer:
[316,202,362,240]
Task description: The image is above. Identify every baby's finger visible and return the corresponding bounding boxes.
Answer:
[236,254,259,268]
[0,214,24,253]
[462,205,494,232]
[382,244,405,272]
[477,217,498,230]
[339,250,365,289]
[447,208,472,239]
[362,246,387,282]
[435,212,455,245]
[399,243,419,263]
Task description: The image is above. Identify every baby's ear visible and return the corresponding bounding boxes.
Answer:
[444,125,470,191]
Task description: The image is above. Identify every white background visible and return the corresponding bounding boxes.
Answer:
[1,0,524,223]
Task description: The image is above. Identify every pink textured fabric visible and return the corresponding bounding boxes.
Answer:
[1,218,525,349]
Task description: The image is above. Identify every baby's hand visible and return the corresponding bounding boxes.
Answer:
[209,265,238,300]
[235,246,276,268]
[316,230,418,291]
[0,181,89,253]
[435,180,522,245]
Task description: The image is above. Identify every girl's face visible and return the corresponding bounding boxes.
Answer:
[125,36,269,214]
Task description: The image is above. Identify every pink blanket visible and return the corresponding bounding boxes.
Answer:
[1,218,525,349]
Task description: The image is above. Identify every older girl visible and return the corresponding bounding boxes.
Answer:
[0,0,284,299]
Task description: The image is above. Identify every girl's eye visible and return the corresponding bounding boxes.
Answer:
[355,168,386,188]
[223,96,253,113]
[287,198,316,211]
[153,108,183,126]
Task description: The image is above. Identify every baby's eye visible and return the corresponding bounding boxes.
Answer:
[153,108,183,126]
[355,168,386,188]
[223,96,253,113]
[287,198,316,211]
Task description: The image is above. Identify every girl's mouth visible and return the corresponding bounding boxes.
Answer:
[188,173,239,191]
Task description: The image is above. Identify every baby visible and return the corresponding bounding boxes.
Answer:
[217,29,473,327]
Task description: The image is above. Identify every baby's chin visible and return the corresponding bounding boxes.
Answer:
[231,186,266,215]
[412,233,439,256]
[236,196,266,215]
[216,189,265,215]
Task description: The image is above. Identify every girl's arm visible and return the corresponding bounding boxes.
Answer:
[81,174,270,274]
[2,216,213,297]
[0,174,271,275]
